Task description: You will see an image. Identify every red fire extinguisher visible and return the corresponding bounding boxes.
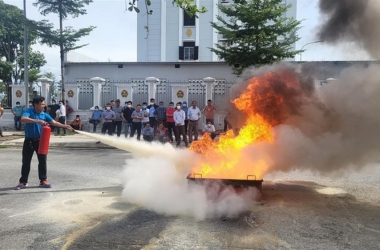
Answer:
[38,125,51,155]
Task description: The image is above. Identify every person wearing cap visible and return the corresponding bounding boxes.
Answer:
[12,101,25,131]
[14,96,73,190]
[147,98,159,133]
[112,99,123,137]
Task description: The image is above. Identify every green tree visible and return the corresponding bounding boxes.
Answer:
[0,0,40,83]
[210,0,302,75]
[0,0,48,105]
[33,0,96,104]
[17,48,47,84]
[127,0,207,17]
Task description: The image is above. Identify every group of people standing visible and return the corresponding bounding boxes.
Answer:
[91,98,218,147]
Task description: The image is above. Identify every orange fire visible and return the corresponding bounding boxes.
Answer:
[189,72,289,180]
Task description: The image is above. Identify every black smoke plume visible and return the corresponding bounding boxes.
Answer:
[318,0,380,58]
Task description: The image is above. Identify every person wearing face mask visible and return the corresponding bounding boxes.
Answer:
[187,100,201,143]
[130,104,144,140]
[181,101,189,135]
[90,106,102,133]
[174,102,189,147]
[12,101,25,131]
[154,101,167,125]
[203,121,217,140]
[70,115,82,130]
[141,102,150,128]
[121,101,134,137]
[165,102,176,143]
[112,99,123,137]
[147,98,159,133]
[47,100,60,132]
[15,96,73,190]
[56,100,67,136]
[101,103,116,135]
[28,101,33,108]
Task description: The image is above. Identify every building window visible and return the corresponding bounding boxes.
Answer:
[184,47,194,60]
[179,42,198,60]
[183,11,195,26]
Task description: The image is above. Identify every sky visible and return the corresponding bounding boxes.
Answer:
[3,0,372,79]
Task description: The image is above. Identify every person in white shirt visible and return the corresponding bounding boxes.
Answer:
[56,100,67,135]
[173,102,188,147]
[187,101,201,142]
[203,121,217,140]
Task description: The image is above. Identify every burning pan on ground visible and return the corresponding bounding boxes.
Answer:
[186,173,263,201]
[187,173,263,191]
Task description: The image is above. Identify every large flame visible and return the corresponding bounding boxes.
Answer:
[189,72,290,180]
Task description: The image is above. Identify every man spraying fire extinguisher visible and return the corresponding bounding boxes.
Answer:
[14,96,73,190]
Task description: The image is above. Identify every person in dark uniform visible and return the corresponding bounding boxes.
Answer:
[15,96,73,190]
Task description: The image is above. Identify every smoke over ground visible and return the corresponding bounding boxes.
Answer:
[236,63,380,174]
[76,131,258,220]
[318,0,380,58]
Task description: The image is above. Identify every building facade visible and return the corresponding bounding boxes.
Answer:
[137,0,297,62]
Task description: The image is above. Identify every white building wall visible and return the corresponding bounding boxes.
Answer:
[198,0,215,61]
[137,0,162,61]
[65,62,237,82]
[137,0,298,62]
[165,1,180,61]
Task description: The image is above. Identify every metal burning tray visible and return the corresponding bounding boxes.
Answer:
[187,173,263,191]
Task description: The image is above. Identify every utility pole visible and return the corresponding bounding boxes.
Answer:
[300,40,323,61]
[23,0,29,105]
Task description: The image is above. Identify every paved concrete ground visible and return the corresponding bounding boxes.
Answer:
[0,132,112,149]
[1,148,380,250]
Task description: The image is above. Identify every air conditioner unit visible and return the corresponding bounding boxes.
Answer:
[221,0,229,3]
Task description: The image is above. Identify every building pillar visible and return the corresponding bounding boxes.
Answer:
[64,83,81,111]
[10,85,26,107]
[90,77,105,109]
[145,77,160,100]
[37,78,52,103]
[203,77,216,105]
[115,83,133,104]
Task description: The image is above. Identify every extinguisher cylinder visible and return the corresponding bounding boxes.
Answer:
[38,125,51,155]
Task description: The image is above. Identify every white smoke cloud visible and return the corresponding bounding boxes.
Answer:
[75,131,260,220]
[120,153,259,221]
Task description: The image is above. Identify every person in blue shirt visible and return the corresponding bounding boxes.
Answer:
[90,106,102,133]
[101,103,116,135]
[15,96,73,190]
[11,101,25,131]
[147,98,159,133]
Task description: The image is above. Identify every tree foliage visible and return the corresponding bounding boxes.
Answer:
[0,0,46,85]
[211,0,302,75]
[33,0,96,103]
[127,0,207,17]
